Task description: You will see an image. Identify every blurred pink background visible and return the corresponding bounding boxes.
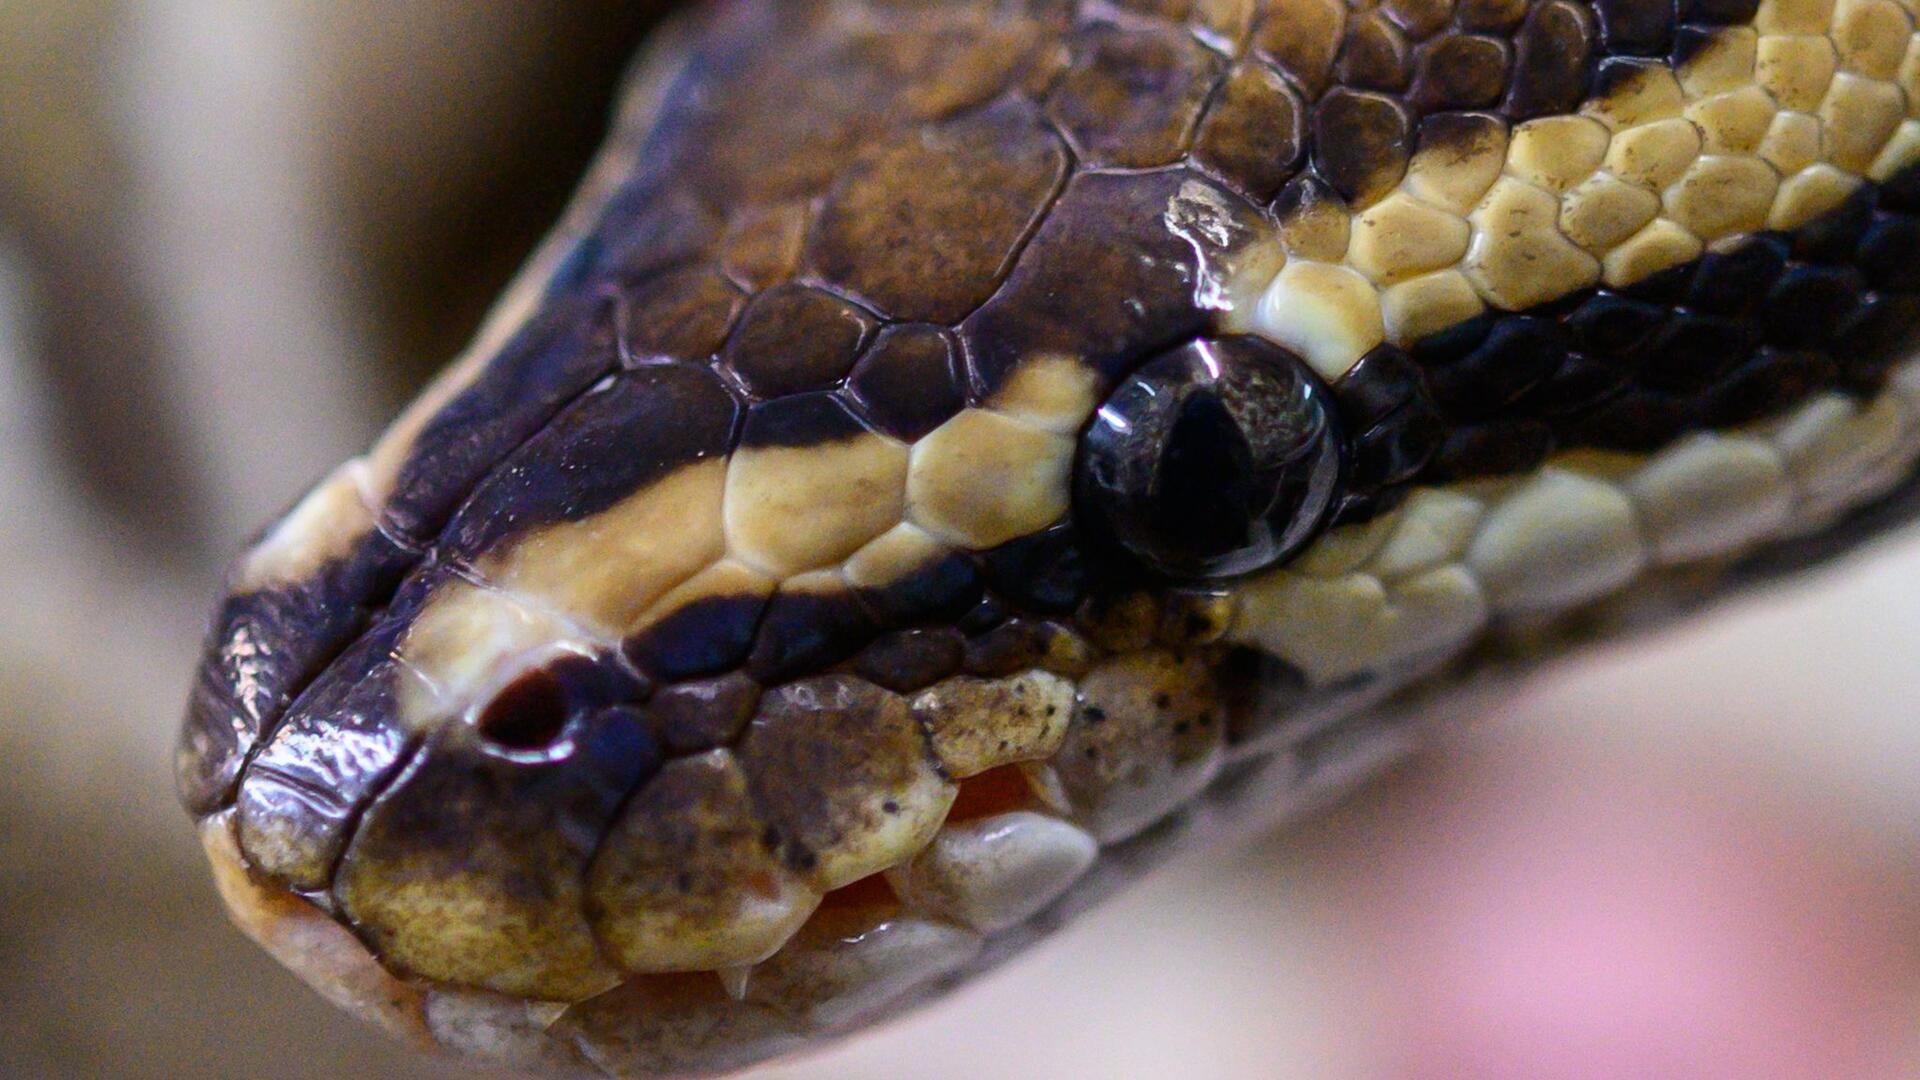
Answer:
[4,6,1920,1078]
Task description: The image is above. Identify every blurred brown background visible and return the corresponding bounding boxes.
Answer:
[6,5,1920,1078]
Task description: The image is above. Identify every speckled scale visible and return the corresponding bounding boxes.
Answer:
[335,705,659,1001]
[1046,23,1223,168]
[808,99,1069,324]
[734,676,943,881]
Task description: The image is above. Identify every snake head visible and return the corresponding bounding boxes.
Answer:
[177,0,1920,1074]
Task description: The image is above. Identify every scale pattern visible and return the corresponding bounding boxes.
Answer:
[177,1,1920,1075]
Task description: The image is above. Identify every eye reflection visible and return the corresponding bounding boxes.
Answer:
[1075,337,1345,579]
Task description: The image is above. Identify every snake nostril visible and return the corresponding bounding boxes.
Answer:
[476,669,573,751]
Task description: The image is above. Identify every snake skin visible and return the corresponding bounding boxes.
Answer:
[176,0,1920,1075]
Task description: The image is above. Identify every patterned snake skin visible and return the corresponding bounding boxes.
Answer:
[177,0,1920,1074]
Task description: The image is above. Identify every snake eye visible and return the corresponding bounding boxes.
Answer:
[1075,337,1345,580]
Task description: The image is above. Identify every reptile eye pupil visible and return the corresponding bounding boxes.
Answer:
[1153,390,1259,560]
[1077,337,1345,579]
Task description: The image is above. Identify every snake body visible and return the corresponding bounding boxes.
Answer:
[177,1,1920,1074]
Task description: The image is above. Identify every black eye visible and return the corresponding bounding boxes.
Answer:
[1075,337,1345,579]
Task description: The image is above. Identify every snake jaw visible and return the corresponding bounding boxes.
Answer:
[174,0,1920,1073]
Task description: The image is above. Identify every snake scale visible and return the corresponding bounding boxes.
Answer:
[175,0,1920,1074]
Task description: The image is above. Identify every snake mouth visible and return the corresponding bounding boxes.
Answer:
[201,636,1310,1076]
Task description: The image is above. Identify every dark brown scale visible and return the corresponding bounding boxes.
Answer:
[1310,88,1413,207]
[665,5,1059,209]
[962,167,1263,393]
[1384,0,1457,41]
[1045,23,1223,168]
[1684,239,1789,318]
[1408,33,1512,111]
[851,628,968,693]
[735,390,869,451]
[1566,294,1669,357]
[618,266,746,365]
[1252,0,1348,98]
[1839,295,1920,387]
[381,290,627,543]
[1857,216,1920,292]
[1677,0,1760,24]
[1590,0,1675,56]
[980,521,1092,614]
[646,673,762,755]
[1501,0,1595,119]
[624,594,768,682]
[720,284,874,398]
[1336,11,1415,92]
[1639,314,1760,394]
[855,548,986,626]
[1454,0,1531,32]
[1559,386,1703,451]
[1764,267,1868,351]
[1429,418,1556,480]
[1191,60,1307,202]
[1426,316,1571,418]
[176,528,414,814]
[439,362,741,558]
[1348,396,1448,492]
[233,626,419,891]
[1708,349,1842,425]
[746,585,884,684]
[807,98,1069,324]
[718,202,810,292]
[846,324,969,442]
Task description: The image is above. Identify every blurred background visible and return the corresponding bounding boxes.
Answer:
[5,4,1920,1078]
